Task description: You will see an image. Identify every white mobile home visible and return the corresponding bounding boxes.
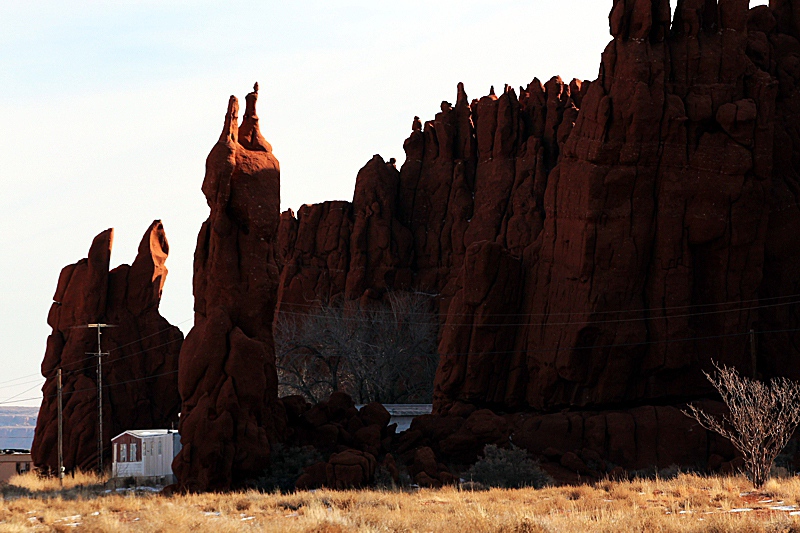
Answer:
[356,404,432,432]
[111,430,180,483]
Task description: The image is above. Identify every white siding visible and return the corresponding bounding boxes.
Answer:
[115,461,143,477]
[141,435,173,477]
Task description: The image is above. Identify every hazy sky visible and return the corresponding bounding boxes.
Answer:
[0,1,769,407]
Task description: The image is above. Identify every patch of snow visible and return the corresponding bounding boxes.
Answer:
[728,508,753,513]
[769,506,796,511]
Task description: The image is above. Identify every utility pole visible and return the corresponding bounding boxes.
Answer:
[86,323,116,476]
[57,368,63,488]
[750,328,758,379]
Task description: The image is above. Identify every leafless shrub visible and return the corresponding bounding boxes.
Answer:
[682,362,800,487]
[274,291,438,404]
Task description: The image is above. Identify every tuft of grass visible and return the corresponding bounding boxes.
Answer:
[7,469,107,492]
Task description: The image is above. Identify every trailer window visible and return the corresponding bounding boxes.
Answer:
[120,444,127,462]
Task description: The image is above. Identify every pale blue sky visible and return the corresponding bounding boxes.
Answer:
[0,1,769,406]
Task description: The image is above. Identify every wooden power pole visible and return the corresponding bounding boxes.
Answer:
[86,323,116,475]
[57,368,63,488]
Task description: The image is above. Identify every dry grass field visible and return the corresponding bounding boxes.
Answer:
[4,471,800,532]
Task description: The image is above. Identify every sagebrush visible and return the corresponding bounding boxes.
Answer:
[466,444,551,489]
[683,362,800,487]
[252,444,322,493]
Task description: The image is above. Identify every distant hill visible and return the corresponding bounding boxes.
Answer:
[0,406,38,451]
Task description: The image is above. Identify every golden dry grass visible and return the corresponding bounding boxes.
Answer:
[3,472,800,532]
[6,470,107,492]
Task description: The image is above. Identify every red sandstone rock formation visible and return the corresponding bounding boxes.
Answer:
[283,392,400,490]
[274,1,800,446]
[32,221,182,472]
[276,154,414,313]
[749,1,800,383]
[434,242,523,411]
[434,0,782,413]
[173,84,285,492]
[275,76,581,314]
[167,0,800,481]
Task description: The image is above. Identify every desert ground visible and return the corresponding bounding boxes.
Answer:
[4,471,800,532]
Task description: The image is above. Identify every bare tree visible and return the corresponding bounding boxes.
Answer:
[682,362,800,487]
[274,291,439,404]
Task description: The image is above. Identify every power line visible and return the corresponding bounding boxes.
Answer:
[6,292,800,392]
[277,326,800,358]
[46,335,185,380]
[275,296,800,328]
[0,333,187,407]
[0,378,45,391]
[3,326,800,406]
[102,317,191,355]
[8,288,800,403]
[0,383,47,406]
[1,369,182,407]
[0,369,181,407]
[0,373,48,387]
[277,291,800,319]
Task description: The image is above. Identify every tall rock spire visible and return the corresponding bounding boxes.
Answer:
[173,85,283,492]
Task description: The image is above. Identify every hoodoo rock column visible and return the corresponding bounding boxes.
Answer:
[32,221,182,472]
[173,84,284,492]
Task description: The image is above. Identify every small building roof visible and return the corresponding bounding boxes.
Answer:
[356,404,432,417]
[0,449,31,456]
[112,429,178,440]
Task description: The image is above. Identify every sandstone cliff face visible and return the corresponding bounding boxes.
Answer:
[460,0,778,411]
[32,221,182,472]
[276,77,582,316]
[276,0,800,416]
[749,1,800,383]
[173,85,285,492]
[276,154,414,313]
